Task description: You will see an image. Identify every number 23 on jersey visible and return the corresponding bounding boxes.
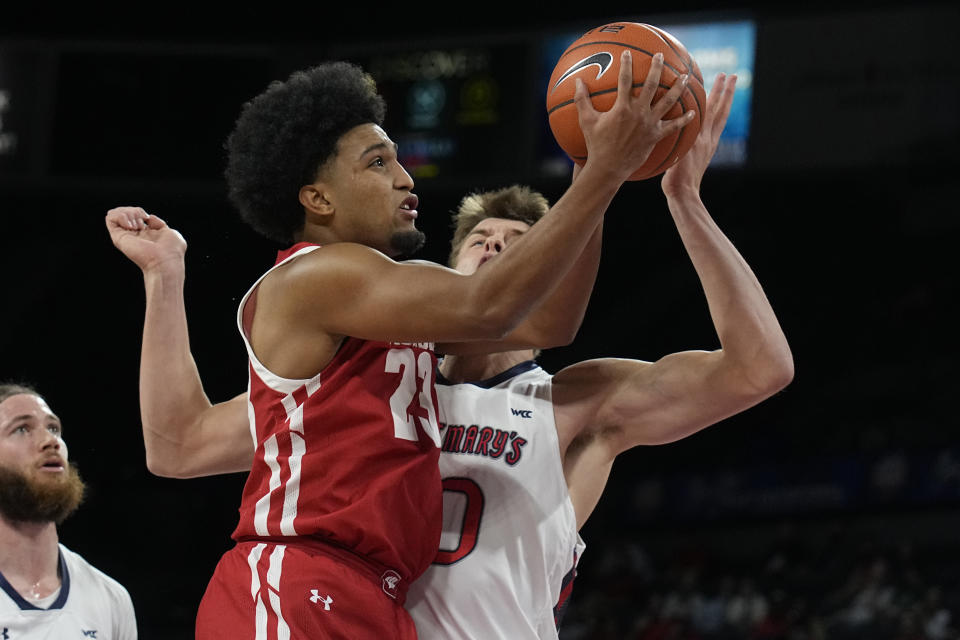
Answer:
[385,348,442,447]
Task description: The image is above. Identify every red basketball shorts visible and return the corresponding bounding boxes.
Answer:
[195,541,418,639]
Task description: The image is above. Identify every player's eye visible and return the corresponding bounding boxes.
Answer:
[370,157,385,168]
[47,424,62,435]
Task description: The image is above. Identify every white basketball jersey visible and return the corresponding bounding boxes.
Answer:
[406,361,585,639]
[0,544,137,639]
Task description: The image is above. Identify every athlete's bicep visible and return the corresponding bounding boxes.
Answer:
[556,352,764,457]
[282,244,505,344]
[180,394,255,478]
[604,349,777,449]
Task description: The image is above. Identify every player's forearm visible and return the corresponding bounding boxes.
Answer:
[470,165,619,335]
[513,219,603,347]
[502,163,602,347]
[666,191,794,392]
[139,267,214,473]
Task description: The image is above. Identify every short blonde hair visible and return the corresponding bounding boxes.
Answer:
[448,185,549,267]
[0,383,41,406]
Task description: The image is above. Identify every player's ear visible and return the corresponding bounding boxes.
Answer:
[299,183,334,225]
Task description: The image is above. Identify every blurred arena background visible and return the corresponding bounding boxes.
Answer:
[2,2,958,638]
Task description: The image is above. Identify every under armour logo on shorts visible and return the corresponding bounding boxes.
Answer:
[309,589,333,610]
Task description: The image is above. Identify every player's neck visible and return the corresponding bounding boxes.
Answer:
[440,350,534,384]
[297,225,332,247]
[0,517,60,591]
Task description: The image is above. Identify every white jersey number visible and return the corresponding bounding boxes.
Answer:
[385,348,442,446]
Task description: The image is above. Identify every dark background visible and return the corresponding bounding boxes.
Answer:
[1,2,958,638]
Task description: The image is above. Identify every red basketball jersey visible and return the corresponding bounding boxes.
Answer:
[232,243,443,593]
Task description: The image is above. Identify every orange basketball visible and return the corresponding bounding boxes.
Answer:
[546,22,706,180]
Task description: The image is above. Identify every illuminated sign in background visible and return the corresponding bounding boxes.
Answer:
[345,44,532,183]
[537,19,756,177]
[3,20,755,187]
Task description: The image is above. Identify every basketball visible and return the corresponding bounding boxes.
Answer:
[546,22,707,181]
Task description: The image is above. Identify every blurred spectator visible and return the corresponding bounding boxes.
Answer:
[728,577,770,631]
[923,587,955,640]
[563,528,958,640]
[834,556,897,636]
[691,575,733,635]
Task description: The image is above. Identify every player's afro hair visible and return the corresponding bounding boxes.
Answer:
[224,61,386,244]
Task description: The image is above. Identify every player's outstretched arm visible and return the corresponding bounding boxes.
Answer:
[105,208,254,478]
[655,72,794,417]
[505,218,603,349]
[427,54,693,354]
[494,55,688,350]
[431,170,605,357]
[494,163,604,350]
[553,74,793,527]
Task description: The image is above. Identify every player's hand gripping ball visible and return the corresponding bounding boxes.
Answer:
[546,22,706,180]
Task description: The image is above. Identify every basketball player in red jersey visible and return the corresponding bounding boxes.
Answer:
[106,56,694,639]
[110,72,793,640]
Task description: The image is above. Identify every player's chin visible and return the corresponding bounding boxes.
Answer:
[390,229,426,259]
[395,215,420,236]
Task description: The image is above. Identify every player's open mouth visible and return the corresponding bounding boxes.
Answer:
[39,457,65,472]
[400,195,419,219]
